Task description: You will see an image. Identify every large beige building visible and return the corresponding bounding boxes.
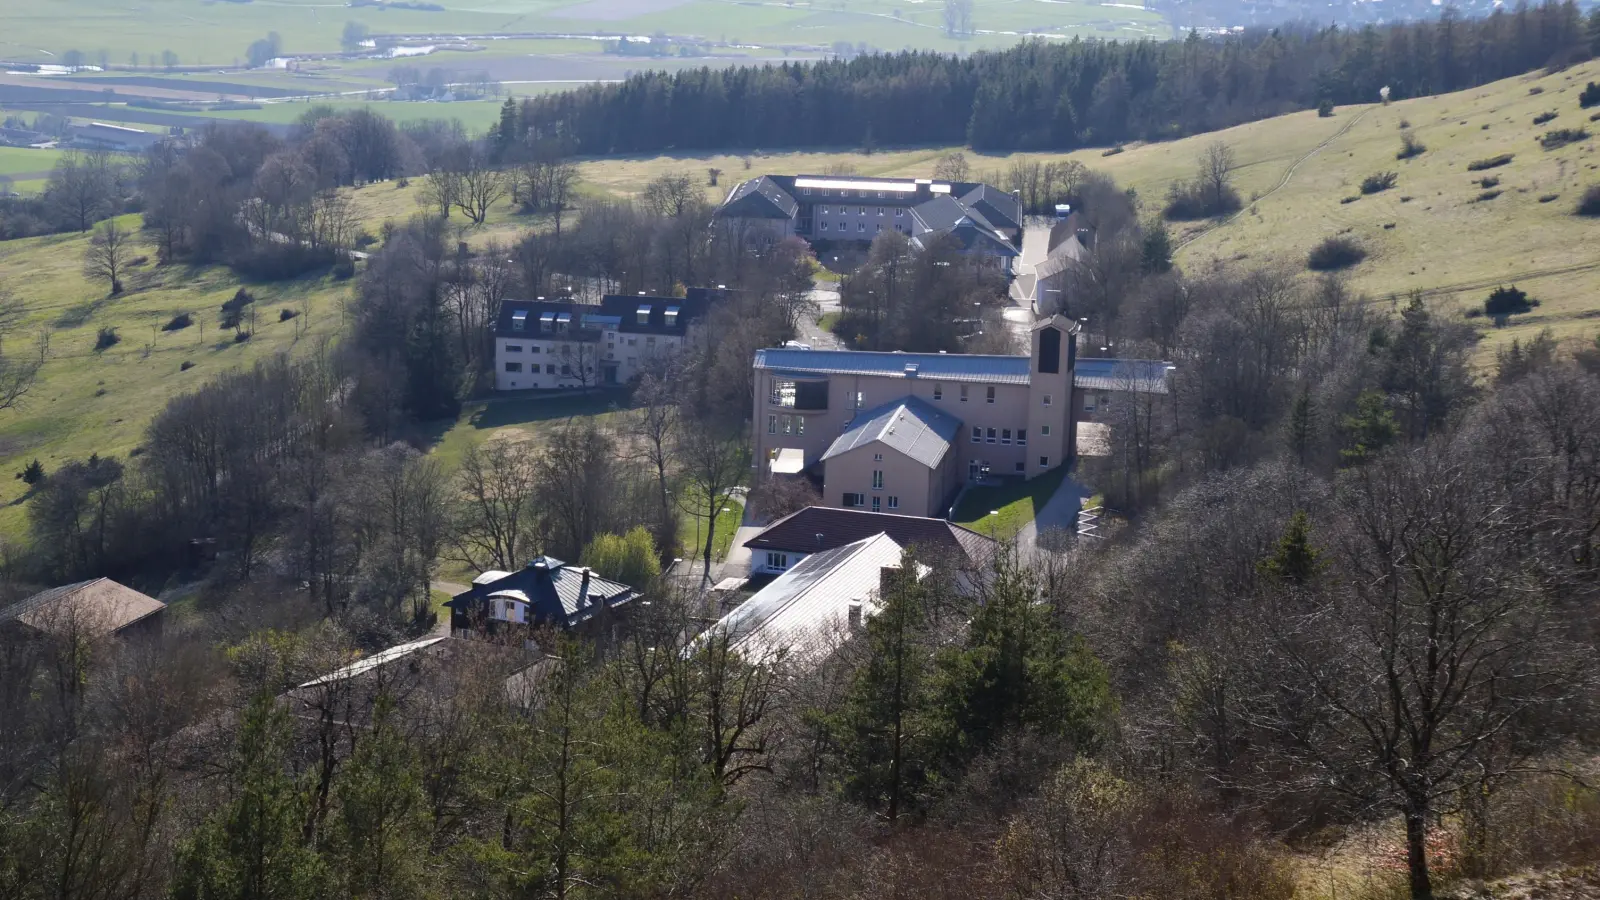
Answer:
[752,317,1172,518]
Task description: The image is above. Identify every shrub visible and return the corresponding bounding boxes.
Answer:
[1399,196,1413,203]
[1528,86,1544,95]
[1592,111,1600,122]
[1164,180,1242,220]
[1318,99,1334,117]
[21,459,44,485]
[162,312,192,331]
[1533,110,1558,125]
[1340,195,1360,204]
[332,257,356,280]
[1307,236,1366,271]
[233,331,252,343]
[1540,128,1589,150]
[353,230,378,249]
[1476,189,1503,202]
[1484,285,1536,316]
[180,360,195,371]
[279,308,299,322]
[1101,146,1125,157]
[1468,153,1515,171]
[1397,128,1427,160]
[396,176,410,189]
[1361,171,1398,194]
[128,255,148,267]
[1580,81,1600,109]
[1539,193,1561,203]
[1477,175,1501,188]
[1577,185,1600,216]
[94,327,120,351]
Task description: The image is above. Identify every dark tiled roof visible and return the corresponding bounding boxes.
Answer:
[448,560,637,630]
[745,506,997,569]
[597,293,711,336]
[495,299,596,339]
[958,184,1022,232]
[717,176,798,219]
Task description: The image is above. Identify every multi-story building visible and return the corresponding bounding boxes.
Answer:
[751,316,1172,518]
[494,291,715,391]
[714,174,1022,271]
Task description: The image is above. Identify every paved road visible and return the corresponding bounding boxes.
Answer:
[428,580,470,635]
[1001,222,1052,345]
[798,288,843,350]
[1015,470,1092,560]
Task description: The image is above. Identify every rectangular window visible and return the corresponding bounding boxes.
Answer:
[986,386,996,404]
[933,384,943,400]
[530,346,541,354]
[820,205,828,213]
[820,221,829,231]
[887,496,899,510]
[1040,425,1050,437]
[506,345,523,352]
[546,364,556,374]
[852,391,864,410]
[843,492,865,508]
[987,428,997,444]
[1001,429,1012,445]
[796,417,805,435]
[858,206,866,215]
[560,364,571,376]
[505,362,522,372]
[871,496,881,512]
[959,384,968,402]
[782,415,794,435]
[872,470,883,490]
[1018,429,1027,445]
[1016,462,1026,473]
[873,453,883,461]
[1043,394,1053,406]
[971,427,981,444]
[858,222,865,232]
[768,415,777,435]
[876,223,882,233]
[1040,456,1050,468]
[766,551,790,571]
[896,208,904,217]
[877,207,884,216]
[804,187,812,195]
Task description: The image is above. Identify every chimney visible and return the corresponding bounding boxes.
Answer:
[847,599,863,630]
[579,567,593,607]
[879,565,902,596]
[815,532,825,548]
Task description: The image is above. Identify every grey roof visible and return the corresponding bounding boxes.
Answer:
[1074,357,1174,394]
[821,396,961,469]
[1034,234,1086,280]
[912,195,995,233]
[716,176,798,219]
[958,184,1022,232]
[745,506,996,569]
[755,348,1032,385]
[449,561,637,630]
[703,533,906,668]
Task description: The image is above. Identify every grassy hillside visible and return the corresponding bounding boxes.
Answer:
[0,215,349,536]
[577,61,1600,355]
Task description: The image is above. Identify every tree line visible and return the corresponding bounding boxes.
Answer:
[499,2,1599,155]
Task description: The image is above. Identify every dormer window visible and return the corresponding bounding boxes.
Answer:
[636,305,650,325]
[665,306,680,327]
[554,312,571,333]
[537,311,555,332]
[511,310,528,331]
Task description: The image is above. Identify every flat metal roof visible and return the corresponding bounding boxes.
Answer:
[756,348,1032,385]
[795,177,919,193]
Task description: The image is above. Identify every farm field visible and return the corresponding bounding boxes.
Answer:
[0,148,66,181]
[2,0,1171,68]
[0,216,349,537]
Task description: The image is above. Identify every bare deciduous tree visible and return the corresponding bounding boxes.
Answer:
[83,218,132,295]
[452,438,541,572]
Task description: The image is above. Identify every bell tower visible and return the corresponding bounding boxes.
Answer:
[1026,315,1078,477]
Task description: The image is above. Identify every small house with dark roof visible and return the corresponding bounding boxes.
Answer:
[494,291,713,391]
[0,578,165,644]
[446,557,639,646]
[712,174,1021,270]
[745,506,997,577]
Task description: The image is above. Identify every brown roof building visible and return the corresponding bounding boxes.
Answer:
[0,578,166,642]
[744,505,997,577]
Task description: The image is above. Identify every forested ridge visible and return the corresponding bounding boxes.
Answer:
[502,2,1600,155]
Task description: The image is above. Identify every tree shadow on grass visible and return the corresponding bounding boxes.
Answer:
[467,388,634,431]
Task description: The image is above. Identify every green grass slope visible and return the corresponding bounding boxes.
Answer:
[0,215,349,535]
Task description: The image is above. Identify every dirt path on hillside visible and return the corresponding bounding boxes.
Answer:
[1176,104,1376,253]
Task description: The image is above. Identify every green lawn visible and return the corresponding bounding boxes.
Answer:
[679,496,744,562]
[0,148,65,180]
[0,214,350,538]
[180,99,509,132]
[426,388,634,471]
[953,467,1068,540]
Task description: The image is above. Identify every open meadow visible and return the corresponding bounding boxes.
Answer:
[0,216,349,536]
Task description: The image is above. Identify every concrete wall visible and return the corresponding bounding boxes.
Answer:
[822,440,957,518]
[496,332,684,390]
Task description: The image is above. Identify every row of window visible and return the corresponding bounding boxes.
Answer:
[842,493,899,512]
[507,362,585,375]
[816,206,905,217]
[767,414,806,435]
[970,427,1031,446]
[504,345,542,354]
[819,221,897,234]
[803,187,903,199]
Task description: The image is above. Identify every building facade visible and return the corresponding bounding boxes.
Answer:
[494,291,715,391]
[752,318,1175,517]
[714,174,1021,270]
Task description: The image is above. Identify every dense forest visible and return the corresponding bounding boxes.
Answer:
[499,1,1600,154]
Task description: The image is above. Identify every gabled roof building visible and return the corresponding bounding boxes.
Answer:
[447,557,639,646]
[744,505,997,576]
[494,290,718,391]
[0,578,165,643]
[713,174,1021,270]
